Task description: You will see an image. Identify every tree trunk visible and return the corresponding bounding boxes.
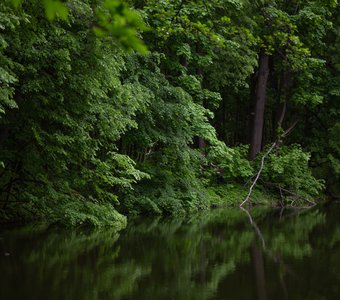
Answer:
[274,68,293,149]
[249,48,270,160]
[0,126,9,147]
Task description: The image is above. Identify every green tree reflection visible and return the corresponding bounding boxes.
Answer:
[1,206,337,300]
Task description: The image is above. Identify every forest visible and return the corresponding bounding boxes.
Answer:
[0,0,339,227]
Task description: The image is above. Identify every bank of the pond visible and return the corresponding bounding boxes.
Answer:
[0,200,127,229]
[0,183,293,227]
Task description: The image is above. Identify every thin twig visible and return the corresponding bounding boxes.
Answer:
[279,185,284,207]
[262,181,316,206]
[281,120,298,138]
[279,186,316,206]
[171,0,185,22]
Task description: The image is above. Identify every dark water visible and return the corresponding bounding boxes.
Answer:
[1,203,340,300]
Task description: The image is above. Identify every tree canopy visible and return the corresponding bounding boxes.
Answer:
[0,0,339,226]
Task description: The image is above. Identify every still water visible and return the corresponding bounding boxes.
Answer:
[1,203,340,300]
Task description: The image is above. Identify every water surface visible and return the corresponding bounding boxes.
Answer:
[1,204,340,299]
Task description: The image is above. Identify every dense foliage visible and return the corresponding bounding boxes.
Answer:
[0,0,339,226]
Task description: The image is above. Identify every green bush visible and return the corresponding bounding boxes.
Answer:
[262,145,325,197]
[205,142,254,182]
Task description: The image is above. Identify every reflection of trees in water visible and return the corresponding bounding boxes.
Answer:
[242,207,326,300]
[0,207,334,300]
[0,225,150,300]
[120,210,259,300]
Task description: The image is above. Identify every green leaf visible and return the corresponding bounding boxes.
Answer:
[43,0,68,21]
[11,0,22,8]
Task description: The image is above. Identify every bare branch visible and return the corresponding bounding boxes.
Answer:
[281,120,299,138]
[240,142,277,207]
[240,120,300,207]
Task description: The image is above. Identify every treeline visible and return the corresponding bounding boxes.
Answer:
[0,0,339,226]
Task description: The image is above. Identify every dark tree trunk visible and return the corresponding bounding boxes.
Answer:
[249,48,270,160]
[179,55,188,69]
[0,125,9,146]
[276,70,292,129]
[274,68,293,148]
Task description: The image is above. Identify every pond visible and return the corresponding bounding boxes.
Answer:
[1,203,340,299]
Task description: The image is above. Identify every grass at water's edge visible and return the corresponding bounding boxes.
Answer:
[206,183,276,208]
